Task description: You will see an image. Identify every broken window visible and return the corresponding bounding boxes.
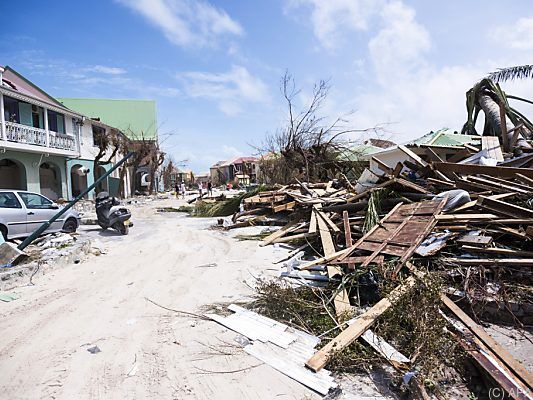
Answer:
[3,96,19,123]
[92,125,105,147]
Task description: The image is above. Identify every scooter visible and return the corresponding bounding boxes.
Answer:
[95,192,132,235]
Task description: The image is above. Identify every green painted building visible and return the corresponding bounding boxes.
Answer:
[57,98,158,141]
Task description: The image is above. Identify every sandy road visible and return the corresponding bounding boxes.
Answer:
[0,199,318,400]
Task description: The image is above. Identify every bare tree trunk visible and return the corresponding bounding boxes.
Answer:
[478,94,530,148]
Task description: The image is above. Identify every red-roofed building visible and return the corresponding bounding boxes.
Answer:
[210,156,260,185]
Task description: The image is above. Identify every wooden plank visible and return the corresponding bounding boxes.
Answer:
[308,209,317,234]
[477,196,533,219]
[336,203,405,262]
[479,174,533,192]
[456,235,493,247]
[515,173,533,186]
[481,136,504,162]
[272,232,318,244]
[398,145,428,167]
[468,176,531,195]
[494,226,529,239]
[441,295,533,392]
[448,148,474,163]
[317,209,351,317]
[261,219,301,246]
[395,178,431,194]
[316,209,341,233]
[272,201,295,213]
[306,276,417,372]
[361,204,421,268]
[342,211,355,270]
[372,156,393,174]
[437,213,501,221]
[392,198,447,277]
[361,329,410,369]
[449,192,516,213]
[392,162,403,178]
[332,255,385,266]
[299,247,354,271]
[444,258,533,267]
[433,162,533,179]
[460,245,533,258]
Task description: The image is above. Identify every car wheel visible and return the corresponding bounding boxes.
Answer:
[62,218,78,233]
[0,225,7,241]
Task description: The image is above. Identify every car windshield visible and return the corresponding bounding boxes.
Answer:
[0,192,22,209]
[18,192,53,209]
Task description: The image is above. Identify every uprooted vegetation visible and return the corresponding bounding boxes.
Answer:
[199,68,533,398]
[249,272,470,395]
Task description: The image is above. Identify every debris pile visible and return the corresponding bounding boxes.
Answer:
[212,133,533,398]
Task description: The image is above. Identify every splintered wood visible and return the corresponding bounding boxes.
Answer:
[234,133,533,392]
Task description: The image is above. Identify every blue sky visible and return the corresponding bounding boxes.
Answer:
[2,0,533,172]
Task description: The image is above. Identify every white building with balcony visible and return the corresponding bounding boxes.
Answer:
[0,65,130,200]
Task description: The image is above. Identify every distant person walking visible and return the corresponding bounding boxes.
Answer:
[180,182,187,199]
[198,181,203,197]
[174,183,179,198]
[207,181,213,197]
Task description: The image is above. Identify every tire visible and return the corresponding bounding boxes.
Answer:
[0,225,7,241]
[62,218,78,233]
[113,222,129,235]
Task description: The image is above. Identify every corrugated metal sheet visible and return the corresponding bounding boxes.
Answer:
[207,304,337,395]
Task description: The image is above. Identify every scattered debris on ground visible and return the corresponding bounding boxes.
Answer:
[206,133,533,399]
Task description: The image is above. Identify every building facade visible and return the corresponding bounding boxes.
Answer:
[0,66,131,200]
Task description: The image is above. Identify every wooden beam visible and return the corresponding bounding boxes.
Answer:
[260,219,301,246]
[460,245,533,258]
[308,209,317,234]
[444,258,533,267]
[398,145,428,167]
[316,209,341,233]
[272,201,295,213]
[272,232,317,243]
[449,192,516,213]
[477,196,533,219]
[342,211,355,270]
[468,176,531,195]
[441,294,533,392]
[306,276,417,372]
[515,173,533,186]
[317,208,351,318]
[371,156,393,174]
[433,162,533,179]
[392,162,403,178]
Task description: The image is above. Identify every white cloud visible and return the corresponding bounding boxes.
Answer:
[285,0,384,50]
[179,65,270,115]
[490,17,533,50]
[368,0,430,84]
[116,0,243,48]
[89,65,127,75]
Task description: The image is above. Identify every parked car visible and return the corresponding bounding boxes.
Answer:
[0,190,81,240]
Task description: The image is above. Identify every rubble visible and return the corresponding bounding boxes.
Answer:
[212,131,533,398]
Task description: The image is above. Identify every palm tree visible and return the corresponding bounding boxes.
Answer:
[488,64,533,82]
[461,65,533,154]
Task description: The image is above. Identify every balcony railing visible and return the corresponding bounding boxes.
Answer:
[4,121,76,152]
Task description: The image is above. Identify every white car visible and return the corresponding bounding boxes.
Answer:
[0,190,81,240]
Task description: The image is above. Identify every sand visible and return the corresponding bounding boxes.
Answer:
[0,197,321,400]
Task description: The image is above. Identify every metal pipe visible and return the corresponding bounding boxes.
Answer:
[18,151,135,251]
